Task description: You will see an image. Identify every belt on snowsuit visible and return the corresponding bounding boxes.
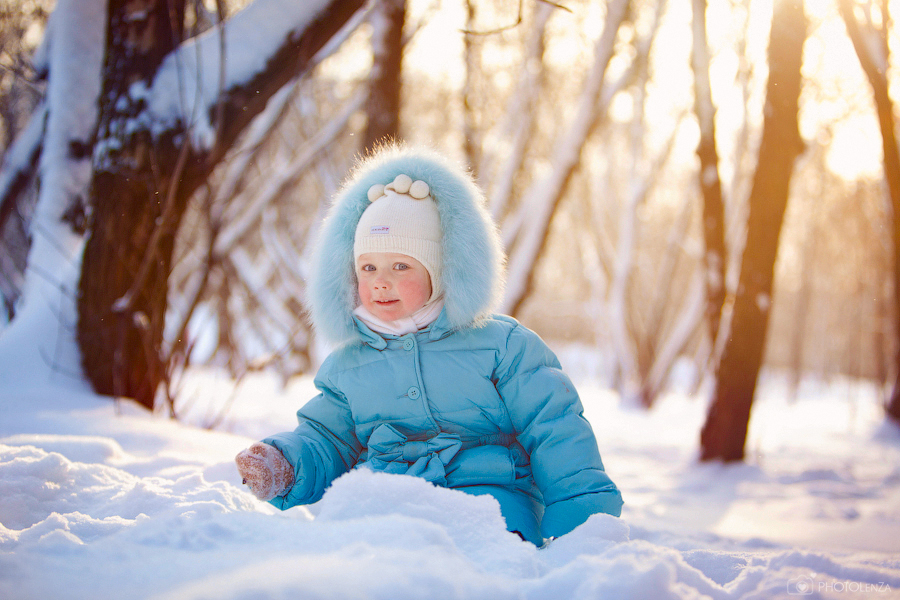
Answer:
[358,422,529,488]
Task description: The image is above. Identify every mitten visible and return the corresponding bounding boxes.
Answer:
[235,442,295,501]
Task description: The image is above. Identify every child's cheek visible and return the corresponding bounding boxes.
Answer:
[357,279,370,303]
[398,278,429,305]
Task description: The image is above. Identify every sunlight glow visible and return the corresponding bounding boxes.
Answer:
[825,116,883,180]
[394,0,888,183]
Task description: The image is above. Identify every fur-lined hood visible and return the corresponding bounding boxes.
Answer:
[307,145,506,345]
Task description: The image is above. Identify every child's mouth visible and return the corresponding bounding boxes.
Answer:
[374,299,399,305]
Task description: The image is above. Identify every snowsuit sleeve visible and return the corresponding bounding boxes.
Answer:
[495,323,623,539]
[262,356,363,509]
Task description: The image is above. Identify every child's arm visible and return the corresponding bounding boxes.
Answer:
[251,361,363,509]
[495,324,623,539]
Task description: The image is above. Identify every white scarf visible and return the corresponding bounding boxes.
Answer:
[353,298,444,337]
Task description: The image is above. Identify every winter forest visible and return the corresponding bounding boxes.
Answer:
[2,0,900,598]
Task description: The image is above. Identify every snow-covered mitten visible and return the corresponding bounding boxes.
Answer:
[235,442,294,501]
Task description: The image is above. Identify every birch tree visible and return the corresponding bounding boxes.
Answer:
[501,0,630,316]
[478,2,552,224]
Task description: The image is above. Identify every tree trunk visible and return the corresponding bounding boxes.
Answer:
[700,0,806,462]
[838,0,900,425]
[363,0,405,152]
[75,0,184,407]
[691,0,727,347]
[77,0,366,409]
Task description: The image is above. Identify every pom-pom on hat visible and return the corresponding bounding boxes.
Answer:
[354,174,443,303]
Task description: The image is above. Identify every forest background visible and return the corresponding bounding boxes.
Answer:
[0,0,898,462]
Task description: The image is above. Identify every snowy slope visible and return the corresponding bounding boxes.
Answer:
[1,368,899,600]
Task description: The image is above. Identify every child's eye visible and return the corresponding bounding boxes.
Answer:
[361,264,375,272]
[394,263,409,271]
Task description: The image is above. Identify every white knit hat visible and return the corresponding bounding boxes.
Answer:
[354,174,443,302]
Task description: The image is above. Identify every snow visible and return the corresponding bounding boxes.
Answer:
[2,365,899,600]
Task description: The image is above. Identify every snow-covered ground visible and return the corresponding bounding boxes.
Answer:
[2,362,900,599]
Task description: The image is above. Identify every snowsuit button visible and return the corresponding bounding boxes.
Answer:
[403,338,414,351]
[408,387,420,399]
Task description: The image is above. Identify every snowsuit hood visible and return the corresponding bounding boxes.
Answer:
[308,145,505,345]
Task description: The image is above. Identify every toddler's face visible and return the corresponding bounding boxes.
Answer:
[356,252,432,321]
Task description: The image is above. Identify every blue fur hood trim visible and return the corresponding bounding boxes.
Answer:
[308,145,506,345]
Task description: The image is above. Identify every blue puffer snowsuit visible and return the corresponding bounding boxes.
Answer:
[262,146,622,544]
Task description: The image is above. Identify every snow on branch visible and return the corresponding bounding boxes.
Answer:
[144,0,370,153]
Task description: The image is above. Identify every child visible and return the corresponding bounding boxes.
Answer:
[235,145,622,545]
